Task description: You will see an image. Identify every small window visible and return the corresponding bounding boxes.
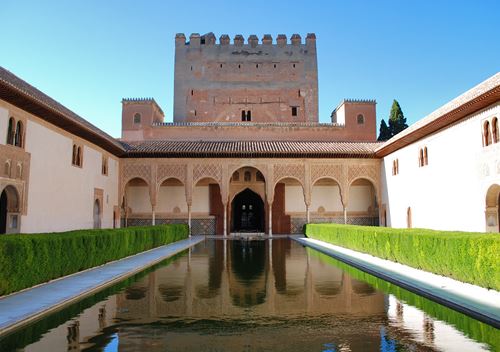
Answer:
[256,171,265,182]
[238,64,241,69]
[6,117,15,145]
[72,144,83,167]
[232,171,240,181]
[247,110,251,121]
[418,148,424,167]
[392,159,399,176]
[244,171,251,182]
[190,66,193,71]
[357,114,365,125]
[4,161,10,177]
[241,110,246,121]
[14,121,23,148]
[191,89,194,96]
[483,121,491,146]
[293,63,296,68]
[291,106,298,117]
[220,63,223,68]
[273,64,277,68]
[133,113,141,124]
[423,147,428,166]
[101,156,108,176]
[256,64,259,68]
[492,117,499,144]
[194,110,197,117]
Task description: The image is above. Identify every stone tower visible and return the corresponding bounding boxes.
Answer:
[173,33,318,123]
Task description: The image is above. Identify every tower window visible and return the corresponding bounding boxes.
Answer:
[191,89,194,96]
[273,64,277,68]
[238,64,241,69]
[357,114,365,124]
[293,63,296,68]
[220,63,223,68]
[256,64,259,68]
[241,110,252,122]
[291,106,298,116]
[133,113,141,124]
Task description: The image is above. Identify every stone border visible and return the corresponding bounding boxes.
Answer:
[293,237,500,328]
[0,236,204,337]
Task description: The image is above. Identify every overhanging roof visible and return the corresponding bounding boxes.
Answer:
[0,66,125,156]
[376,72,500,157]
[121,140,382,158]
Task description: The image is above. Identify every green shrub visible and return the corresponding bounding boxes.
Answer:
[305,223,500,291]
[0,224,188,296]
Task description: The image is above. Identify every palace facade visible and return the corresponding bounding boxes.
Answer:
[0,33,499,235]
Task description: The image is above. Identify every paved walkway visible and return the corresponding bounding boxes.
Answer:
[0,236,204,336]
[294,237,500,328]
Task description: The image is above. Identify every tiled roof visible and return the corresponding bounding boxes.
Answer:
[0,66,125,155]
[121,140,382,158]
[376,72,500,156]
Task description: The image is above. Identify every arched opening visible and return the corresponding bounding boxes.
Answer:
[93,199,101,229]
[311,177,343,223]
[484,121,491,146]
[229,166,266,234]
[0,185,20,234]
[485,184,500,232]
[157,178,188,225]
[6,117,15,145]
[123,177,151,227]
[14,121,23,147]
[273,177,304,234]
[193,177,222,235]
[492,117,499,144]
[347,178,379,226]
[231,189,264,232]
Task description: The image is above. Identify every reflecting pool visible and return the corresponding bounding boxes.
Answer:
[1,239,497,351]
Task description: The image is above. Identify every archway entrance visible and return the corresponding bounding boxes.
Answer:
[231,189,264,232]
[93,199,101,229]
[0,186,20,234]
[0,190,7,234]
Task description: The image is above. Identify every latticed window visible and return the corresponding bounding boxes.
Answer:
[357,114,365,124]
[134,113,141,124]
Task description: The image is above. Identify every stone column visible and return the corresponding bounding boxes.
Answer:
[187,203,192,237]
[343,206,348,224]
[151,205,156,226]
[223,202,228,237]
[268,201,273,237]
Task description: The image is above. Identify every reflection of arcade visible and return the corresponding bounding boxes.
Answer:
[115,239,386,319]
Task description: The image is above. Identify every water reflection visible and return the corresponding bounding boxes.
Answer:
[6,239,494,352]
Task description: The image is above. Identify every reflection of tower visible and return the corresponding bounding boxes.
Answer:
[98,306,106,330]
[66,321,80,352]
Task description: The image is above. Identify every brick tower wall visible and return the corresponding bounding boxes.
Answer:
[174,33,319,123]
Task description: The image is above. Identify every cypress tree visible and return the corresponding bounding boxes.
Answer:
[377,119,391,141]
[388,99,408,136]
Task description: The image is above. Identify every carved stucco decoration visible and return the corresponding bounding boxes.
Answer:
[348,164,378,186]
[157,164,187,184]
[273,163,305,186]
[193,163,222,185]
[311,164,344,185]
[122,163,152,185]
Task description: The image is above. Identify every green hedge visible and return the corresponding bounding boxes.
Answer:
[305,223,500,291]
[0,224,189,296]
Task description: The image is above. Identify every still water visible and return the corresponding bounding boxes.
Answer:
[1,239,498,351]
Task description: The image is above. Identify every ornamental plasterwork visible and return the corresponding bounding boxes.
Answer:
[157,164,187,184]
[193,163,222,184]
[122,163,152,185]
[347,164,378,185]
[311,164,344,185]
[273,163,305,186]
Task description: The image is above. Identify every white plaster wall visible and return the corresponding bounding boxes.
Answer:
[285,185,306,212]
[0,106,8,143]
[348,185,372,212]
[311,185,343,212]
[157,186,187,213]
[127,186,150,213]
[192,185,209,213]
[381,103,500,232]
[19,116,119,232]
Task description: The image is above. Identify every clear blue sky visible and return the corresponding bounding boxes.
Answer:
[2,0,499,138]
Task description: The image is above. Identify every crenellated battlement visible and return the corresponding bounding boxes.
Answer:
[175,32,316,47]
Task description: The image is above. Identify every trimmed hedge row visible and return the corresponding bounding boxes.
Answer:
[305,223,500,291]
[0,224,189,296]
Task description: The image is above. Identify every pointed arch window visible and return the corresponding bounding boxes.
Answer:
[483,121,491,146]
[492,117,499,144]
[14,121,23,148]
[6,117,15,145]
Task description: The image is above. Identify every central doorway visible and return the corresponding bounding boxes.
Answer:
[231,189,264,232]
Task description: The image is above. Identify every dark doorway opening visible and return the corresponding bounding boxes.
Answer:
[232,189,264,232]
[0,190,7,234]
